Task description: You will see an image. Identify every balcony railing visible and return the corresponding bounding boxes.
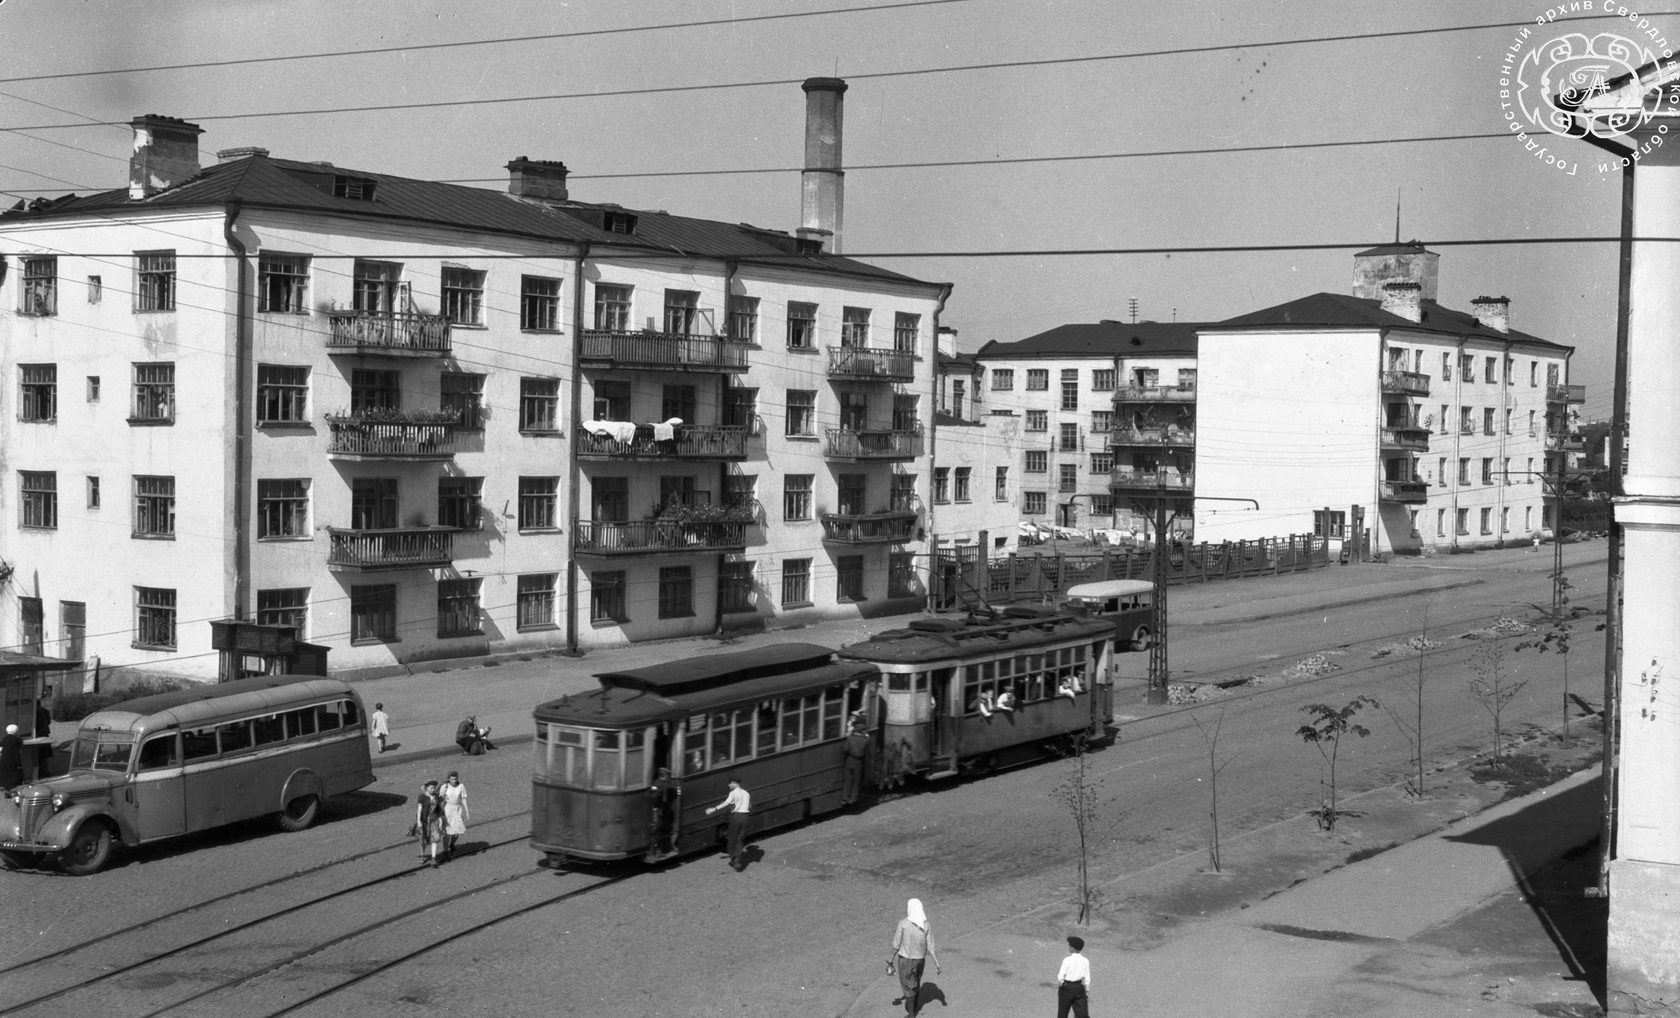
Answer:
[1546,432,1586,452]
[326,416,462,459]
[576,423,750,461]
[326,526,455,572]
[579,330,750,372]
[1547,383,1586,404]
[819,509,918,545]
[1379,480,1430,503]
[825,345,915,382]
[1380,370,1431,397]
[573,519,749,556]
[1113,384,1196,403]
[1110,425,1194,447]
[325,312,451,356]
[824,425,924,460]
[1380,426,1431,452]
[1109,467,1194,493]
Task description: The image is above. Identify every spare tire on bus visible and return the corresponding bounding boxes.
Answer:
[277,794,320,833]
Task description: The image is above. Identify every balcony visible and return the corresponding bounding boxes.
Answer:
[1110,467,1194,495]
[1381,426,1431,452]
[1113,384,1196,404]
[826,345,915,382]
[824,425,924,461]
[819,509,918,545]
[579,330,750,372]
[325,312,451,357]
[1380,370,1431,397]
[1547,383,1586,404]
[1379,480,1431,503]
[1110,425,1194,448]
[1546,432,1586,452]
[326,414,462,460]
[573,519,749,557]
[577,423,749,461]
[326,526,455,572]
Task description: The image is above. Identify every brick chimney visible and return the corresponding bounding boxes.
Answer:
[1353,242,1439,301]
[1380,281,1423,323]
[800,77,847,254]
[129,115,204,200]
[507,157,570,203]
[1471,295,1511,333]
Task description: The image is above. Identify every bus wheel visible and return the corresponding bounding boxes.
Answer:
[58,822,112,876]
[277,794,320,833]
[1131,628,1152,652]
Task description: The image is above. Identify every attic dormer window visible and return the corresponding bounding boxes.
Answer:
[795,237,824,255]
[333,176,377,201]
[604,211,636,234]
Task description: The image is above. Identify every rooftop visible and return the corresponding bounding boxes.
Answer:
[975,320,1206,360]
[1208,292,1573,351]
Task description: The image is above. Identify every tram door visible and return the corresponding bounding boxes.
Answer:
[927,668,957,777]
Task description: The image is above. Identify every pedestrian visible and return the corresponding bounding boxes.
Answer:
[842,715,870,805]
[35,687,54,766]
[887,897,940,1018]
[370,702,390,753]
[0,724,22,792]
[1055,934,1091,1018]
[440,771,469,860]
[704,777,751,870]
[413,779,445,868]
[650,766,680,857]
[1531,532,1541,553]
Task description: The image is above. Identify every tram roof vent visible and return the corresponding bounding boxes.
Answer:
[909,618,967,634]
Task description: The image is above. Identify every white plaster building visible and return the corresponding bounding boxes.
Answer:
[930,334,1020,555]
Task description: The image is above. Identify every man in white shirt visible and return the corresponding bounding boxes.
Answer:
[1055,934,1091,1018]
[705,778,752,870]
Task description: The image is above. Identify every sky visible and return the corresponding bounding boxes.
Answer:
[4,0,1676,425]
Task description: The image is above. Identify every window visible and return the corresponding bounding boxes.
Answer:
[594,284,632,331]
[589,571,628,623]
[350,584,397,644]
[1090,451,1113,473]
[87,275,101,304]
[1024,491,1047,514]
[933,467,950,503]
[21,256,55,316]
[1026,369,1049,391]
[1058,463,1078,493]
[783,474,813,521]
[521,275,561,331]
[518,573,558,630]
[1525,506,1534,531]
[1026,450,1047,473]
[662,289,700,336]
[352,260,401,314]
[132,362,174,422]
[134,251,176,312]
[1456,508,1470,536]
[1458,458,1471,485]
[782,559,812,606]
[1437,457,1447,487]
[1528,410,1537,436]
[1436,509,1447,537]
[1313,510,1347,539]
[87,376,99,402]
[662,384,697,423]
[133,475,176,537]
[889,553,915,598]
[1505,356,1514,385]
[1501,506,1511,534]
[253,588,307,634]
[1442,352,1452,381]
[19,471,56,529]
[437,578,482,637]
[893,312,919,353]
[890,474,916,512]
[1481,458,1494,484]
[86,476,100,510]
[1480,507,1493,535]
[520,377,560,433]
[995,466,1008,501]
[950,380,966,419]
[837,473,867,515]
[1483,408,1496,435]
[258,253,310,313]
[593,379,631,422]
[723,386,758,430]
[1504,408,1513,435]
[659,566,694,618]
[1459,353,1474,380]
[729,295,760,342]
[1530,362,1539,387]
[720,561,756,614]
[786,389,816,437]
[1134,368,1159,388]
[992,369,1014,391]
[350,369,398,414]
[256,365,309,424]
[836,555,865,602]
[438,476,483,530]
[1026,410,1047,431]
[1484,356,1497,383]
[441,267,486,325]
[1090,494,1114,516]
[257,478,309,538]
[841,307,870,346]
[893,394,918,431]
[1178,368,1198,388]
[19,365,55,422]
[1503,457,1513,485]
[954,467,971,502]
[1061,369,1079,411]
[1091,410,1113,433]
[1059,422,1079,451]
[351,477,397,529]
[518,476,559,530]
[135,587,177,649]
[1459,406,1473,435]
[1092,369,1115,391]
[787,301,816,349]
[441,372,485,428]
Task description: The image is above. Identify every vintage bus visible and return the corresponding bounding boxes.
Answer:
[0,675,374,875]
[1061,578,1157,651]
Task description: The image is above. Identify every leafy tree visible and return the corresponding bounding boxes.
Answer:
[1296,696,1378,832]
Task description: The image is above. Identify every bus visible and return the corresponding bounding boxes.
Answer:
[0,675,374,875]
[1062,578,1156,651]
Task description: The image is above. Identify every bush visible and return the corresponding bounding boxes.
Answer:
[52,677,187,722]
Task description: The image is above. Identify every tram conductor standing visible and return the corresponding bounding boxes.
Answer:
[842,714,870,805]
[705,778,751,870]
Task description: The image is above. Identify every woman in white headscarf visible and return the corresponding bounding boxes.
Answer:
[887,897,941,1017]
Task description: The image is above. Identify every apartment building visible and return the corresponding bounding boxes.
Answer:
[0,96,947,680]
[930,332,1019,554]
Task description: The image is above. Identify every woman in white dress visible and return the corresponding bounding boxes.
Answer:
[440,771,469,860]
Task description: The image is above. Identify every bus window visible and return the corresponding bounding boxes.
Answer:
[217,720,253,754]
[591,730,622,791]
[622,729,647,788]
[252,714,286,746]
[182,727,218,761]
[71,733,135,772]
[286,708,318,739]
[137,734,180,771]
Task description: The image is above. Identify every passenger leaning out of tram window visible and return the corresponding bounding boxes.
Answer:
[1058,676,1079,700]
[995,689,1017,712]
[972,690,994,717]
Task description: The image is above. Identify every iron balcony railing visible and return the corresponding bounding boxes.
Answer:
[326,526,455,572]
[326,417,462,459]
[1112,384,1196,403]
[324,312,451,356]
[579,330,750,372]
[1110,425,1194,447]
[825,345,916,382]
[819,509,918,544]
[1547,383,1587,404]
[573,519,749,556]
[1380,370,1431,397]
[1380,426,1431,452]
[576,423,749,461]
[824,425,924,460]
[1109,467,1194,493]
[1379,480,1430,503]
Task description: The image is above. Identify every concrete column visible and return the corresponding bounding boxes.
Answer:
[1608,135,1680,1015]
[800,77,847,254]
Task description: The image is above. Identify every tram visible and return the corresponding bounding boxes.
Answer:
[529,608,1115,867]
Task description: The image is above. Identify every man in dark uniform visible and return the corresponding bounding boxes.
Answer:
[650,767,680,856]
[842,715,870,805]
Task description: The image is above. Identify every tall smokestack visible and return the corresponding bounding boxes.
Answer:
[800,77,847,254]
[129,115,204,200]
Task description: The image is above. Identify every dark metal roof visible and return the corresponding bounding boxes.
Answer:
[1208,292,1573,351]
[534,658,878,726]
[590,642,839,697]
[840,611,1113,666]
[1354,241,1431,257]
[975,321,1206,360]
[77,675,354,731]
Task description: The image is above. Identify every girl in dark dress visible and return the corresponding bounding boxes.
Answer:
[415,780,445,867]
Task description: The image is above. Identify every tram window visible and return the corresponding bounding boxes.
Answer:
[801,694,821,742]
[710,712,736,765]
[217,720,254,754]
[592,730,622,791]
[286,708,318,739]
[821,687,844,740]
[137,734,180,771]
[887,673,910,692]
[545,726,586,785]
[756,705,778,756]
[253,713,286,746]
[911,672,928,692]
[623,730,647,788]
[182,727,218,761]
[779,698,802,748]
